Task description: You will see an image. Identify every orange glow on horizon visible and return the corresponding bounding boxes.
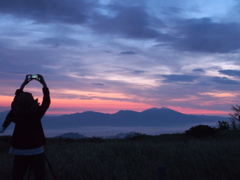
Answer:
[52,98,151,108]
[0,96,13,106]
[170,106,229,116]
[0,95,230,117]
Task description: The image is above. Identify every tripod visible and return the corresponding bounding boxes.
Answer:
[27,153,57,180]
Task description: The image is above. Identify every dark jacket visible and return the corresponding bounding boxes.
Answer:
[10,87,50,149]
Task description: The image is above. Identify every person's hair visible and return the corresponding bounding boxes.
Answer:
[16,92,36,109]
[12,92,39,119]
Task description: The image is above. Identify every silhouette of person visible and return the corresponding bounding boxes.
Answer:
[0,74,51,180]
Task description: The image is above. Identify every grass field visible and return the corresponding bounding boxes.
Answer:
[1,130,240,180]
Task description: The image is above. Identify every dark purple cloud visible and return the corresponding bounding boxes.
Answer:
[192,68,205,73]
[0,0,93,24]
[120,51,137,55]
[162,74,198,83]
[91,83,104,86]
[211,77,239,85]
[0,1,174,42]
[38,37,80,48]
[132,70,145,74]
[2,1,240,54]
[219,70,240,77]
[174,18,240,53]
[0,47,59,74]
[91,5,173,41]
[160,7,183,15]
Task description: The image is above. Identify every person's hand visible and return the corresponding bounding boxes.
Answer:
[36,74,47,87]
[20,74,32,90]
[0,127,5,133]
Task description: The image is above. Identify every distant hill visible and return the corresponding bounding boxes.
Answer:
[55,132,138,139]
[55,132,86,139]
[39,107,227,129]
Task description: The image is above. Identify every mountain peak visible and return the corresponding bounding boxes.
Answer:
[141,107,183,116]
[142,107,171,112]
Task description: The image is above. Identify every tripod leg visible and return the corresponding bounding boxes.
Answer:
[27,166,31,180]
[44,153,57,180]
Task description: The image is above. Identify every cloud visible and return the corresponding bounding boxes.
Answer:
[0,0,94,24]
[38,37,80,48]
[160,7,183,15]
[2,0,240,55]
[162,74,198,83]
[1,0,240,115]
[175,18,240,53]
[91,5,173,41]
[211,77,239,85]
[192,68,205,73]
[0,47,60,74]
[78,95,93,100]
[132,70,145,74]
[91,83,104,86]
[219,69,240,77]
[0,1,174,43]
[120,51,137,55]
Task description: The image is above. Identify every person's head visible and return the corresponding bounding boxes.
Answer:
[16,92,38,109]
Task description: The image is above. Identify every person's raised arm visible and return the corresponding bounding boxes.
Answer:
[20,74,32,90]
[36,74,48,88]
[36,74,50,110]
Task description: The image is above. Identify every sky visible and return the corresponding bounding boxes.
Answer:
[1,0,240,116]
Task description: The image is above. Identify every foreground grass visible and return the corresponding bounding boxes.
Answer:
[1,131,240,180]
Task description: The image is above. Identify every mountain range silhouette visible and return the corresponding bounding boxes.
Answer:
[40,107,227,129]
[0,107,228,137]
